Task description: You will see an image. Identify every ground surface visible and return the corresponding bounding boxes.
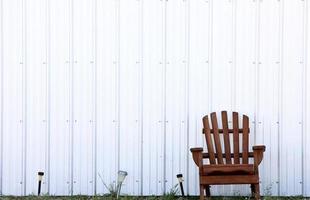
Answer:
[0,196,309,200]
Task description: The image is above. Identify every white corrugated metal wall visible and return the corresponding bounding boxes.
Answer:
[0,0,309,197]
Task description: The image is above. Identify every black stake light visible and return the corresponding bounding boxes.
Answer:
[37,172,44,196]
[176,174,184,197]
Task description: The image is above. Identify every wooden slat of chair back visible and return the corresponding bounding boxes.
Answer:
[221,111,232,164]
[210,112,224,164]
[202,111,250,165]
[202,116,216,164]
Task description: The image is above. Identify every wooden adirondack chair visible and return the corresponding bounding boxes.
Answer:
[190,111,265,200]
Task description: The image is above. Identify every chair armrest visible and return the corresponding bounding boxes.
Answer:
[252,145,265,173]
[190,147,203,168]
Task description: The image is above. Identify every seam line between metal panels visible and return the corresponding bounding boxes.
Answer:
[277,0,284,195]
[22,0,28,195]
[46,0,51,194]
[116,0,121,174]
[301,0,307,195]
[231,0,236,111]
[255,0,261,145]
[93,0,97,195]
[139,0,144,196]
[303,0,308,195]
[70,0,74,195]
[185,0,190,195]
[208,0,213,112]
[0,0,3,194]
[163,0,167,194]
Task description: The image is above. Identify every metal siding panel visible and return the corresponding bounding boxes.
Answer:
[211,0,233,113]
[232,0,256,196]
[211,0,233,195]
[280,0,303,196]
[49,0,71,195]
[0,0,3,194]
[142,0,164,195]
[258,0,280,196]
[95,0,118,195]
[305,1,310,196]
[0,0,310,197]
[165,0,187,194]
[119,0,141,195]
[72,0,94,195]
[2,0,24,195]
[25,0,48,194]
[188,0,210,195]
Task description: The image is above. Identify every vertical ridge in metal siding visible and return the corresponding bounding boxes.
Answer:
[0,0,3,195]
[277,0,284,195]
[22,0,27,195]
[46,0,51,194]
[209,0,213,112]
[116,0,120,175]
[92,0,97,195]
[163,0,167,194]
[139,0,144,196]
[185,0,190,195]
[301,0,307,196]
[69,0,74,195]
[305,1,310,196]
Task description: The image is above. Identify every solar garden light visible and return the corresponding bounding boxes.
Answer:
[37,171,44,196]
[176,174,184,197]
[116,170,128,199]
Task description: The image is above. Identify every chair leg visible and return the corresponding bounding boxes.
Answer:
[205,185,211,200]
[200,184,205,200]
[254,183,260,200]
[205,185,210,197]
[250,184,255,197]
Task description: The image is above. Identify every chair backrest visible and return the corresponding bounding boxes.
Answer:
[202,111,250,165]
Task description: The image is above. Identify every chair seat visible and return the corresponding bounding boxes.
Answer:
[202,164,255,175]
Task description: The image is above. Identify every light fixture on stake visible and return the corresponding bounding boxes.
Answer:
[176,174,184,197]
[37,172,44,196]
[116,170,128,199]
